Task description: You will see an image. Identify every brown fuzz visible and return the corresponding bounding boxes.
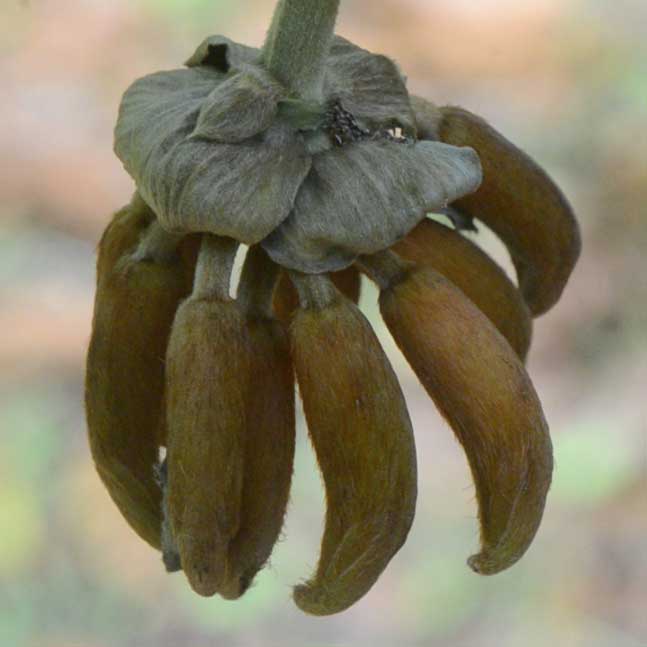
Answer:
[290,284,417,615]
[165,236,250,597]
[219,316,295,599]
[220,247,296,600]
[437,106,581,316]
[85,196,190,548]
[166,297,251,596]
[379,266,552,575]
[393,219,532,360]
[273,266,361,322]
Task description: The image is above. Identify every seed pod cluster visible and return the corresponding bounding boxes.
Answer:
[94,4,579,615]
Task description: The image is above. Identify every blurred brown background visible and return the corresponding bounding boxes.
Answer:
[1,1,646,646]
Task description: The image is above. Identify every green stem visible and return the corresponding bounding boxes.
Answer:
[192,235,238,300]
[289,271,338,309]
[357,251,413,290]
[263,0,341,101]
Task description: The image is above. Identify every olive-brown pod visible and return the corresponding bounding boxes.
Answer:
[165,236,251,597]
[377,263,552,574]
[220,247,296,599]
[289,275,417,615]
[85,195,190,548]
[435,105,581,316]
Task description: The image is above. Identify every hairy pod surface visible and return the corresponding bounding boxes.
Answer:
[166,297,252,596]
[219,314,296,599]
[380,267,552,574]
[85,199,190,548]
[290,295,417,615]
[393,219,532,360]
[273,267,361,322]
[437,106,581,316]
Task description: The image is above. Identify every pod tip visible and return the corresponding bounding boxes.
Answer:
[467,546,521,576]
[177,537,228,597]
[293,583,341,617]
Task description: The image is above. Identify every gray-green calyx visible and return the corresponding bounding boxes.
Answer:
[114,0,483,274]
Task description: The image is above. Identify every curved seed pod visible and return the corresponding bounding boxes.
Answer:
[166,236,251,596]
[272,266,361,323]
[393,219,532,360]
[289,274,417,616]
[85,195,190,549]
[372,256,552,575]
[219,247,296,600]
[433,103,581,316]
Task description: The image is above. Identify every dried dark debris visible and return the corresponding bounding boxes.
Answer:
[324,99,412,147]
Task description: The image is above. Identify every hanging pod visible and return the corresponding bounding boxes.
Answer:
[289,273,417,615]
[165,236,252,596]
[85,194,191,548]
[411,97,581,316]
[363,252,553,574]
[219,246,296,599]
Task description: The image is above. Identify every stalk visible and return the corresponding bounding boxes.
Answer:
[192,235,238,300]
[263,0,341,101]
[289,271,338,309]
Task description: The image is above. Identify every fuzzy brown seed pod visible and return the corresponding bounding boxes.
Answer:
[219,314,295,599]
[379,265,552,574]
[214,247,296,599]
[166,293,252,596]
[272,266,361,322]
[436,106,581,316]
[393,218,532,360]
[166,296,250,596]
[290,284,417,615]
[85,196,191,548]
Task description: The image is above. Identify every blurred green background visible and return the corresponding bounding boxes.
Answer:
[1,1,646,646]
